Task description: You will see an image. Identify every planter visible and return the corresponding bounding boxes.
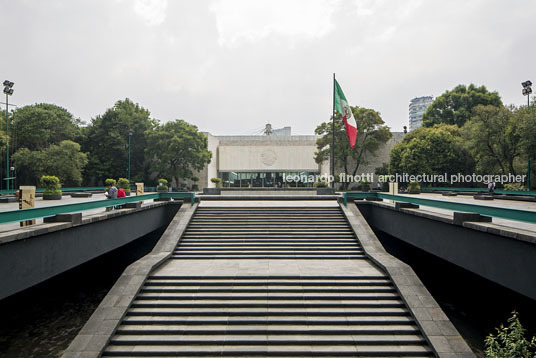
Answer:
[316,188,335,195]
[43,194,62,200]
[125,191,131,196]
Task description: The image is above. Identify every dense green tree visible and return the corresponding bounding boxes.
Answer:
[423,84,502,128]
[10,103,81,152]
[13,140,88,186]
[389,124,474,183]
[82,98,156,185]
[516,104,536,169]
[145,119,212,184]
[315,106,392,189]
[463,105,522,175]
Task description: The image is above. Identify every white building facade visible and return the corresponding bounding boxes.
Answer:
[409,96,433,131]
[199,128,330,189]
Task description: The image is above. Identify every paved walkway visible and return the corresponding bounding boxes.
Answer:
[391,193,536,232]
[0,193,155,234]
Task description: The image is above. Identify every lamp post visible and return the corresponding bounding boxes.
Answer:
[3,80,14,193]
[522,80,532,189]
[522,80,532,107]
[128,130,133,183]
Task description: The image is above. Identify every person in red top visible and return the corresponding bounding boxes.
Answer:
[115,188,126,209]
[117,188,126,198]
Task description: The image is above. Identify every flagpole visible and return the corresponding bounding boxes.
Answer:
[331,73,335,189]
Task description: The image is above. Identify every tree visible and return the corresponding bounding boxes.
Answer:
[423,84,502,128]
[41,141,88,186]
[10,103,81,152]
[13,140,88,186]
[389,124,474,183]
[463,105,522,176]
[315,106,392,189]
[145,119,212,184]
[516,104,536,187]
[82,98,156,185]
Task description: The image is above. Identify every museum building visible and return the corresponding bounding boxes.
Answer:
[199,125,330,189]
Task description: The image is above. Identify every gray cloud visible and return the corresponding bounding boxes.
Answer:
[1,0,534,135]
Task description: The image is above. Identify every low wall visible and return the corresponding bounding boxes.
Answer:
[356,201,536,300]
[0,202,181,300]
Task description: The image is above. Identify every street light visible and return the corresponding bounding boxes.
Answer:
[128,130,133,183]
[522,80,533,189]
[3,80,14,193]
[522,80,532,106]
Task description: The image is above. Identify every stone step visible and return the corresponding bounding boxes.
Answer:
[181,234,356,238]
[178,243,359,247]
[109,333,426,343]
[145,278,390,286]
[121,316,414,324]
[139,287,396,294]
[173,248,364,252]
[129,301,405,309]
[126,307,410,316]
[135,293,400,300]
[114,325,421,334]
[185,228,353,235]
[187,224,349,227]
[103,345,433,357]
[170,254,367,260]
[179,239,357,242]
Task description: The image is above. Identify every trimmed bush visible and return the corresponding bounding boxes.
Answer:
[41,175,62,199]
[157,178,168,191]
[407,181,421,194]
[358,179,371,191]
[105,178,116,187]
[117,177,131,193]
[313,181,328,188]
[504,182,527,191]
[211,177,222,188]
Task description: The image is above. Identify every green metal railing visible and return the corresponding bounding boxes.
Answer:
[421,186,536,196]
[0,192,195,225]
[343,192,536,224]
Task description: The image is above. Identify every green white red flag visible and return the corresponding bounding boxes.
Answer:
[334,79,357,148]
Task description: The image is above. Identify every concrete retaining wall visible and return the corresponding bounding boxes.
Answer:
[0,202,181,300]
[356,201,536,300]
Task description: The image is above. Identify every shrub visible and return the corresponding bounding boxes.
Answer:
[157,178,168,191]
[117,178,131,192]
[313,181,328,188]
[358,179,371,191]
[504,182,527,191]
[485,311,536,358]
[407,181,421,193]
[105,178,116,187]
[40,175,62,195]
[211,177,222,188]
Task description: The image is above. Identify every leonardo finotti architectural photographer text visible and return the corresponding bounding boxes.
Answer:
[283,173,526,184]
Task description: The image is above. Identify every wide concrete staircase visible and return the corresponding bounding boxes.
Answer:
[174,207,365,259]
[101,206,435,357]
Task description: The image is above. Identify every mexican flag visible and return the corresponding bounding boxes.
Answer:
[334,79,357,148]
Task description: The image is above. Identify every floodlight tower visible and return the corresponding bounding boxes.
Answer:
[3,80,14,193]
[522,80,532,106]
[522,80,533,189]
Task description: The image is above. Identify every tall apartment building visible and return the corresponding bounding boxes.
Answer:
[409,96,433,131]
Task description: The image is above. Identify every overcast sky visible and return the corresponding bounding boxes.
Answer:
[1,0,534,135]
